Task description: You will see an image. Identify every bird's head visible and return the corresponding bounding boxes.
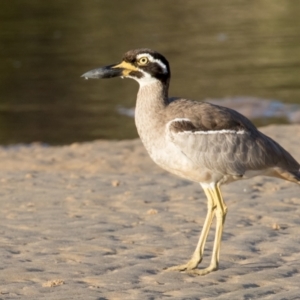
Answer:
[82,49,171,87]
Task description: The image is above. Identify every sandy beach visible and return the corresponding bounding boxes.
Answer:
[1,124,300,300]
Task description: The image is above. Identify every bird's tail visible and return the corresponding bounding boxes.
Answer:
[264,134,300,185]
[271,167,300,185]
[295,170,300,184]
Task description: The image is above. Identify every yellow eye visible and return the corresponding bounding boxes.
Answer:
[138,57,149,66]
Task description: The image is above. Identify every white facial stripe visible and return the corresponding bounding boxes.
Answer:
[166,118,246,135]
[139,69,151,78]
[136,53,168,73]
[128,68,160,87]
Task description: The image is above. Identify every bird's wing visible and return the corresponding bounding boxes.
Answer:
[165,102,282,176]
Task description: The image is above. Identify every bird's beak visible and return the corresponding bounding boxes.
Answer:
[81,61,138,79]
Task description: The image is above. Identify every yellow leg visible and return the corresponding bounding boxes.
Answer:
[188,183,227,275]
[165,183,227,275]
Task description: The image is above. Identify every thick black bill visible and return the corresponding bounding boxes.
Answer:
[81,64,123,79]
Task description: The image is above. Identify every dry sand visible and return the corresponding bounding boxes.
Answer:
[1,125,300,300]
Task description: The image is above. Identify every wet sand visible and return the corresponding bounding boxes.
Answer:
[1,125,300,300]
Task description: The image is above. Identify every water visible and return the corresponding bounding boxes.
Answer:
[1,1,300,145]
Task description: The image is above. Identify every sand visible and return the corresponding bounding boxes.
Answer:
[0,125,300,300]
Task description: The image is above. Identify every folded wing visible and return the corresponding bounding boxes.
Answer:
[165,101,299,178]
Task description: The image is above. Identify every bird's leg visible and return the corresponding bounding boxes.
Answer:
[188,183,227,275]
[165,185,215,272]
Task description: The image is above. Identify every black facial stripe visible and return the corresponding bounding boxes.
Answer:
[146,62,166,76]
[129,70,143,78]
[144,62,169,83]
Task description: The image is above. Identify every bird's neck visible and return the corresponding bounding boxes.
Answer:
[135,80,169,143]
[136,80,169,113]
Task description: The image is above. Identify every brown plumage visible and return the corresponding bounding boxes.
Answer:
[82,48,300,275]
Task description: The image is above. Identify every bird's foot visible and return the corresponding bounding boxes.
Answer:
[165,259,218,276]
[165,258,200,272]
[186,264,218,276]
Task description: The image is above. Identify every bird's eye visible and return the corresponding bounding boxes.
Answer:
[138,57,149,66]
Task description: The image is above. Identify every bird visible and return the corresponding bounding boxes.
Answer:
[82,48,300,275]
